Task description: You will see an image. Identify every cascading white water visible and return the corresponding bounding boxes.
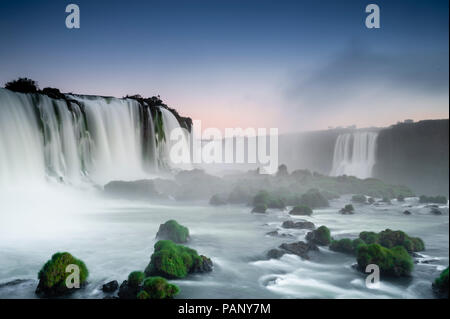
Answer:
[330,131,378,179]
[159,107,192,171]
[0,88,188,188]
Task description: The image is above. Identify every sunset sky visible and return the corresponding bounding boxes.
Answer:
[0,0,448,133]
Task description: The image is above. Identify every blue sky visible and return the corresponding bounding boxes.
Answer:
[0,0,448,132]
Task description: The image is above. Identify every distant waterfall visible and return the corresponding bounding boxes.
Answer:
[330,131,378,179]
[0,88,186,187]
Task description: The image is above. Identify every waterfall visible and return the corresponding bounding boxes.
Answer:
[330,131,378,179]
[0,88,186,187]
[159,108,192,171]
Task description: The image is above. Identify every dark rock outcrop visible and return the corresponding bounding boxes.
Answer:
[279,241,318,260]
[281,220,315,230]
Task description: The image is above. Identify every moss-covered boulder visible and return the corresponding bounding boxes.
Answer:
[299,189,329,208]
[127,271,145,287]
[306,226,331,246]
[144,240,212,279]
[138,276,180,299]
[251,203,267,213]
[252,191,286,210]
[156,220,190,243]
[358,229,425,253]
[36,252,88,297]
[359,231,379,244]
[356,244,413,277]
[339,204,355,214]
[432,267,449,298]
[351,194,366,204]
[289,205,313,216]
[330,238,366,255]
[377,229,425,253]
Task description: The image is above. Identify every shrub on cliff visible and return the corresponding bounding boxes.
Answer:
[5,78,39,93]
[156,220,190,243]
[36,252,88,296]
[139,277,180,299]
[144,240,212,279]
[289,205,313,216]
[351,195,366,204]
[357,244,413,277]
[299,189,329,208]
[306,226,331,246]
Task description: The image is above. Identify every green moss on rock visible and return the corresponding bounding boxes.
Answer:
[128,271,145,287]
[432,267,449,297]
[144,240,212,279]
[289,205,313,216]
[36,252,88,296]
[306,225,331,246]
[299,189,329,208]
[358,229,425,253]
[357,244,413,277]
[156,220,190,243]
[139,276,180,299]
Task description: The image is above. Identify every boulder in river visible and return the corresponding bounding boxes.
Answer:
[281,220,315,230]
[306,226,331,246]
[102,280,119,293]
[279,241,318,260]
[156,220,190,243]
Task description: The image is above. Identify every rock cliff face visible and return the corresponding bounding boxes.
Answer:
[372,119,449,196]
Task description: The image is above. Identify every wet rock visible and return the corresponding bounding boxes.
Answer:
[102,280,119,293]
[266,230,295,238]
[279,241,318,260]
[192,255,213,273]
[281,220,315,230]
[209,194,227,206]
[431,208,442,215]
[118,280,139,299]
[267,249,285,259]
[403,210,412,215]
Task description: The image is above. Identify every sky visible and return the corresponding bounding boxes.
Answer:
[0,0,448,133]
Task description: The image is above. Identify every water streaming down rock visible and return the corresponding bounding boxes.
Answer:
[330,131,378,179]
[0,88,189,187]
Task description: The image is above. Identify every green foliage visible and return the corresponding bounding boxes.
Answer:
[307,225,331,246]
[433,267,449,295]
[154,109,166,145]
[289,205,313,216]
[359,231,379,245]
[351,194,366,204]
[358,229,425,253]
[419,195,447,204]
[330,238,366,255]
[128,271,145,287]
[139,276,180,299]
[357,244,413,277]
[156,220,190,243]
[299,189,329,208]
[36,252,88,296]
[145,240,205,279]
[252,190,285,210]
[5,77,39,93]
[330,238,353,254]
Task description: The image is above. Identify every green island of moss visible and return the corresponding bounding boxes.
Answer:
[144,240,212,279]
[36,252,88,297]
[156,220,190,243]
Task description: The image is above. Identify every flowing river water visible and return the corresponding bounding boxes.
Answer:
[0,187,447,299]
